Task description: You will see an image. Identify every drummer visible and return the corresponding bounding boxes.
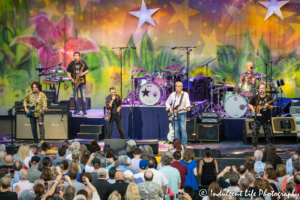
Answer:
[237,62,259,93]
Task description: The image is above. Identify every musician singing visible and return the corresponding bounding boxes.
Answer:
[23,81,47,144]
[166,82,190,149]
[248,83,274,150]
[238,62,258,90]
[66,51,89,115]
[105,87,125,139]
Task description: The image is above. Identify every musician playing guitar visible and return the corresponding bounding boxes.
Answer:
[166,82,190,149]
[248,83,274,150]
[23,81,47,144]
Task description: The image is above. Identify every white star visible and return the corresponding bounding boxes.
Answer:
[259,0,290,21]
[129,0,160,29]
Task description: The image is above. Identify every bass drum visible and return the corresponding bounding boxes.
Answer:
[224,95,248,118]
[139,83,162,105]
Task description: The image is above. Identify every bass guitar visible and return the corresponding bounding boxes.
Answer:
[166,123,175,142]
[250,99,275,118]
[24,106,48,118]
[168,106,192,121]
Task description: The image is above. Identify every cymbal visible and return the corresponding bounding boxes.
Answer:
[126,71,138,74]
[165,65,181,70]
[170,71,182,74]
[216,82,235,87]
[144,73,152,76]
[212,74,222,77]
[129,67,146,72]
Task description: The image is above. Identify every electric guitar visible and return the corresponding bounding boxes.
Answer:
[167,123,175,142]
[24,106,49,118]
[250,99,275,118]
[168,106,192,121]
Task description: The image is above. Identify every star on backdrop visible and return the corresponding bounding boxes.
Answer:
[259,0,290,21]
[129,0,160,29]
[286,23,300,44]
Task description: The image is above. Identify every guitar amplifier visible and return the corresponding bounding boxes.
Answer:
[291,99,300,106]
[201,118,220,124]
[42,90,57,102]
[291,114,300,138]
[15,101,70,113]
[290,106,300,115]
[201,112,220,118]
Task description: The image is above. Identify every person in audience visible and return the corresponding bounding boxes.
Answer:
[61,185,76,200]
[0,144,6,153]
[125,182,141,200]
[137,170,163,200]
[133,159,148,181]
[286,145,300,169]
[90,158,101,182]
[245,158,255,175]
[10,160,24,188]
[53,147,67,166]
[106,171,129,198]
[180,148,198,190]
[108,167,117,184]
[19,179,44,200]
[79,172,93,185]
[29,144,38,157]
[92,168,110,200]
[56,141,72,159]
[107,190,121,200]
[264,168,282,191]
[118,150,127,157]
[245,172,262,197]
[0,151,6,166]
[170,151,187,188]
[202,182,220,200]
[83,176,101,200]
[287,154,299,175]
[116,155,134,173]
[28,156,42,183]
[80,150,90,166]
[254,178,272,199]
[171,138,183,152]
[127,140,137,159]
[159,154,181,199]
[37,142,52,170]
[105,148,116,170]
[17,144,31,169]
[62,160,69,175]
[262,143,283,169]
[32,183,44,200]
[71,150,85,172]
[65,166,85,192]
[13,169,34,197]
[66,141,81,160]
[147,157,168,197]
[4,155,13,167]
[235,165,248,179]
[238,178,258,199]
[254,150,265,176]
[41,166,54,188]
[218,167,240,192]
[124,170,135,183]
[144,145,154,159]
[138,146,147,160]
[198,147,219,186]
[276,164,290,186]
[156,151,172,170]
[79,144,87,154]
[131,148,142,173]
[0,176,18,200]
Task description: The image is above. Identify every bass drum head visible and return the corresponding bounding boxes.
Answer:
[139,83,162,105]
[224,95,248,118]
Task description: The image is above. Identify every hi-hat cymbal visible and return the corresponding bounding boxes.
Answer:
[165,65,182,70]
[216,82,235,87]
[212,74,222,77]
[126,71,138,74]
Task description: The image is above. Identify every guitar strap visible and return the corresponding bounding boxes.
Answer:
[174,91,185,110]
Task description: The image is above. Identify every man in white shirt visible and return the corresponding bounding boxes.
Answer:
[166,81,190,149]
[133,160,148,181]
[13,169,34,198]
[131,148,142,173]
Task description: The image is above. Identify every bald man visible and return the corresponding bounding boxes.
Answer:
[106,171,128,199]
[238,62,259,95]
[5,155,13,166]
[138,170,164,200]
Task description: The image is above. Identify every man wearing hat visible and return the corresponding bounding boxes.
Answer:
[71,150,85,172]
[133,160,148,181]
[126,140,136,159]
[124,170,143,184]
[90,158,101,183]
[92,168,110,200]
[28,156,42,183]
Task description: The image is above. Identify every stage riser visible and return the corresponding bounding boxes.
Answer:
[80,124,104,133]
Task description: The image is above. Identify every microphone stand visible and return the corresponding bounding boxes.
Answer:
[201,51,223,77]
[257,51,274,93]
[171,47,196,97]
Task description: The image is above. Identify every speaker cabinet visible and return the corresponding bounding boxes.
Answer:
[16,112,71,140]
[197,123,222,142]
[272,117,297,134]
[243,119,264,135]
[104,139,127,154]
[136,140,159,154]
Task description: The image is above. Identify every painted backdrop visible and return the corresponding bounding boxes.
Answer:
[0,0,300,115]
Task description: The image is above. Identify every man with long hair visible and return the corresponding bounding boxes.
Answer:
[66,51,89,115]
[24,81,47,144]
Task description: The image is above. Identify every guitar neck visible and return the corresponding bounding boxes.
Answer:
[175,106,191,113]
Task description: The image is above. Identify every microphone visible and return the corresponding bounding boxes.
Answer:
[188,49,193,52]
[171,47,177,50]
[130,47,136,49]
[58,61,63,66]
[257,49,259,56]
[170,58,176,61]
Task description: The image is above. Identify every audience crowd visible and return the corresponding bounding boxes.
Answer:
[0,141,298,200]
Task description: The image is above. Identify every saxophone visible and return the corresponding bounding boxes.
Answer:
[74,60,85,89]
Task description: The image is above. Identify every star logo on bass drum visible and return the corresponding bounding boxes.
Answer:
[142,88,150,97]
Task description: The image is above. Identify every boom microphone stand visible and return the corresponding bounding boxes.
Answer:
[256,50,274,92]
[201,51,223,77]
[112,46,136,100]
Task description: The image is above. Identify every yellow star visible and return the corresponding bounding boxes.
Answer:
[168,0,199,31]
[200,30,222,56]
[40,0,59,19]
[286,23,300,45]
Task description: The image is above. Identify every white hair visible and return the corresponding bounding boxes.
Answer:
[254,150,263,161]
[0,151,5,160]
[71,141,80,151]
[34,179,45,187]
[0,144,6,151]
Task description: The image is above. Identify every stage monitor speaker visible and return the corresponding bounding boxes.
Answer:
[104,139,127,154]
[136,140,159,154]
[186,118,200,142]
[69,97,91,110]
[271,117,297,134]
[193,148,221,158]
[16,112,71,140]
[197,123,222,142]
[243,119,264,135]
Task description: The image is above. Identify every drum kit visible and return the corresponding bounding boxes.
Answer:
[125,66,184,106]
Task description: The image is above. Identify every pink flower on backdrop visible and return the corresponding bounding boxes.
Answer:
[10,14,100,69]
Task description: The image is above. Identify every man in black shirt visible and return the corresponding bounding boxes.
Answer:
[0,176,18,200]
[92,168,110,200]
[66,51,89,115]
[248,83,274,150]
[106,171,129,198]
[104,87,124,139]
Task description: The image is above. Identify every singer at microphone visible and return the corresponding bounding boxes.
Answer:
[237,61,259,94]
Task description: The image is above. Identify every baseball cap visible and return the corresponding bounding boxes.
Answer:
[92,158,101,166]
[97,168,107,176]
[31,156,40,164]
[72,150,81,158]
[124,170,133,179]
[74,195,87,200]
[139,159,148,169]
[127,140,136,147]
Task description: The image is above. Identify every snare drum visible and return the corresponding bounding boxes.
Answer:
[224,94,248,118]
[138,83,162,105]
